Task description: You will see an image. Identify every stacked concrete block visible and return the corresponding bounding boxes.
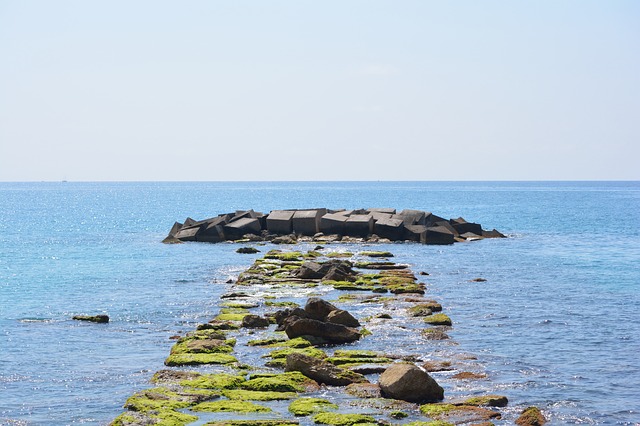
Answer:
[345,215,374,237]
[425,226,455,245]
[320,213,348,235]
[367,208,396,215]
[404,224,427,242]
[197,216,228,242]
[450,217,483,236]
[293,209,325,235]
[266,210,295,234]
[223,217,262,240]
[373,217,405,240]
[398,209,426,226]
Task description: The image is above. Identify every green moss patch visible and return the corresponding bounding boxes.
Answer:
[124,387,217,412]
[164,353,238,366]
[424,313,452,326]
[248,337,288,346]
[180,373,245,390]
[312,412,376,426]
[462,394,508,407]
[242,372,317,393]
[288,397,338,416]
[223,389,297,401]
[266,347,327,361]
[170,338,235,355]
[265,301,300,308]
[325,251,353,258]
[192,400,272,413]
[359,251,394,258]
[204,421,299,426]
[264,250,304,261]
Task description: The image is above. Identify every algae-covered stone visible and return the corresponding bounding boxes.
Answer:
[286,353,368,386]
[170,338,235,354]
[379,363,444,403]
[420,403,501,423]
[180,373,245,390]
[516,406,546,425]
[248,337,289,346]
[124,387,217,412]
[359,251,394,258]
[462,394,508,407]
[151,369,200,384]
[111,409,198,426]
[241,371,318,392]
[312,412,376,426]
[288,397,339,416]
[222,389,297,401]
[424,313,452,326]
[205,421,299,426]
[237,246,260,254]
[73,314,109,323]
[164,353,237,366]
[192,400,272,413]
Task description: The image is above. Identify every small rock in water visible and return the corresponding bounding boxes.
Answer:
[236,246,260,254]
[72,314,109,323]
[471,277,487,282]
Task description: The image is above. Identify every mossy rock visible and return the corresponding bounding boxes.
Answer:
[221,301,260,309]
[462,394,508,407]
[404,422,454,426]
[330,281,376,292]
[112,409,199,426]
[248,337,288,346]
[378,276,415,286]
[265,301,300,308]
[389,410,408,419]
[151,369,200,384]
[222,389,297,401]
[216,308,250,322]
[332,350,379,358]
[197,321,239,331]
[242,372,316,393]
[180,329,229,342]
[180,373,245,390]
[192,400,271,413]
[327,356,391,367]
[164,353,237,366]
[325,251,353,258]
[288,397,338,416]
[204,421,300,426]
[312,412,377,426]
[387,283,425,295]
[170,338,235,355]
[264,250,303,261]
[516,406,546,425]
[266,347,327,361]
[275,336,319,348]
[359,251,394,258]
[237,247,260,254]
[424,313,452,326]
[419,404,457,417]
[124,387,217,412]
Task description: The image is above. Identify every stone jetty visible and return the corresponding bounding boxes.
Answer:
[109,248,535,426]
[163,208,505,245]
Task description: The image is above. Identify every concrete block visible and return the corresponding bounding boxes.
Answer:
[345,215,374,237]
[433,220,459,237]
[266,210,295,234]
[333,210,354,217]
[320,213,348,235]
[197,216,228,242]
[293,210,325,235]
[370,211,392,222]
[373,217,405,241]
[398,209,426,226]
[449,217,483,235]
[367,208,396,215]
[425,226,455,245]
[224,217,261,240]
[404,224,427,242]
[175,226,201,242]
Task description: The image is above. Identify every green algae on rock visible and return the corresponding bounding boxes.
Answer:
[222,389,297,401]
[312,412,377,426]
[204,421,300,426]
[424,313,452,326]
[180,373,245,390]
[241,371,318,393]
[288,397,339,416]
[164,353,238,366]
[191,400,272,413]
[111,408,198,426]
[123,386,217,412]
[462,394,508,407]
[516,406,546,425]
[359,251,393,258]
[420,403,501,423]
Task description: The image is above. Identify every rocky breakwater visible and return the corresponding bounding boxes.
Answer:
[163,208,505,245]
[109,248,543,426]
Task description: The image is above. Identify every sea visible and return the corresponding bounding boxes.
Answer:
[0,181,638,425]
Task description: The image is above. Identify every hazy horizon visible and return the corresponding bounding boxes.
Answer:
[1,1,639,181]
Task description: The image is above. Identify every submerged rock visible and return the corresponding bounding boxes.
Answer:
[378,363,444,403]
[286,353,368,386]
[72,314,109,323]
[516,406,546,425]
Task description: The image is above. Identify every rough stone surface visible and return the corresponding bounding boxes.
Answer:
[344,215,374,237]
[424,226,455,245]
[285,353,368,386]
[293,210,325,236]
[326,309,361,328]
[266,210,295,235]
[283,316,361,344]
[241,314,270,328]
[319,213,348,235]
[378,363,444,403]
[73,314,109,323]
[516,406,546,426]
[304,298,339,321]
[223,218,261,240]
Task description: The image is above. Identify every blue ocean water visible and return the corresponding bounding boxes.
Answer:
[0,181,638,425]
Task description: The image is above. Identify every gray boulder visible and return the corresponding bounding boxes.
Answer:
[378,363,444,403]
[283,316,361,344]
[326,309,360,327]
[285,353,368,386]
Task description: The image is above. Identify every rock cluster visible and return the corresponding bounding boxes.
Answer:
[163,208,505,245]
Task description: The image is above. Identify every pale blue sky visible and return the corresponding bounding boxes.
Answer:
[1,1,638,181]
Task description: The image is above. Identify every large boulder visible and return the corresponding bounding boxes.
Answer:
[285,353,368,386]
[266,210,295,234]
[326,309,360,327]
[304,297,338,321]
[283,316,361,344]
[378,363,444,403]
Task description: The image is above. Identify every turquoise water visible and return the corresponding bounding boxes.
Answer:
[0,181,639,425]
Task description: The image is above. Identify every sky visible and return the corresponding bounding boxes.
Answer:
[0,1,638,181]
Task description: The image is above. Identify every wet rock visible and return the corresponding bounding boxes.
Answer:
[422,361,454,372]
[452,371,488,380]
[516,406,546,425]
[304,297,338,321]
[236,247,260,254]
[72,314,109,323]
[241,314,270,328]
[271,234,297,244]
[285,353,368,386]
[462,394,509,407]
[283,316,361,344]
[326,309,360,328]
[378,363,444,403]
[295,262,325,280]
[345,382,382,398]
